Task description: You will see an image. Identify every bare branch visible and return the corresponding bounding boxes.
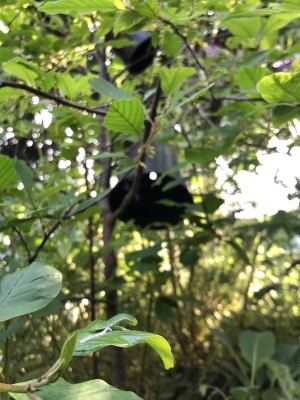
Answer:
[0,80,107,116]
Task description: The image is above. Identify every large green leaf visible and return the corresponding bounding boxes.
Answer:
[39,0,116,15]
[238,330,275,372]
[89,78,133,100]
[10,378,142,400]
[0,262,62,322]
[159,67,195,95]
[0,155,17,192]
[257,72,300,103]
[74,314,174,369]
[76,330,174,369]
[103,98,144,135]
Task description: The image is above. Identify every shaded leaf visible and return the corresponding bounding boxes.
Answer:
[0,262,62,322]
[0,155,17,192]
[159,66,195,95]
[238,330,275,371]
[89,78,133,100]
[14,159,34,196]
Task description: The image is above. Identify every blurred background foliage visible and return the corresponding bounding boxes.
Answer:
[1,0,300,399]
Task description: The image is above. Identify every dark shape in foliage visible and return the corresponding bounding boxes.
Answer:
[0,136,59,165]
[112,31,155,75]
[109,143,193,228]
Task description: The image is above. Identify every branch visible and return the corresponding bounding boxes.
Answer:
[159,17,208,77]
[13,227,32,260]
[216,96,265,102]
[110,78,162,221]
[28,203,76,263]
[0,80,107,116]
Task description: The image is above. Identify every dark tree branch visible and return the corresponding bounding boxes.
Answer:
[0,80,107,116]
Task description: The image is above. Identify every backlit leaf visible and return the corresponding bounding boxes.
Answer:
[257,72,300,103]
[39,0,116,15]
[104,98,144,135]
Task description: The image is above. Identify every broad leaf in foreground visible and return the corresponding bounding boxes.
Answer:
[75,315,174,369]
[0,262,62,322]
[10,378,142,400]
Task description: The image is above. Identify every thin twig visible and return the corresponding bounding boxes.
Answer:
[13,228,32,261]
[0,80,107,116]
[28,203,76,263]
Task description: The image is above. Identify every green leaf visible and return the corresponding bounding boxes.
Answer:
[3,57,40,85]
[39,0,116,15]
[0,87,24,100]
[257,72,300,103]
[266,360,300,397]
[167,84,213,114]
[272,105,300,126]
[235,66,270,97]
[0,319,26,341]
[57,331,78,374]
[185,147,221,164]
[89,78,133,100]
[230,386,260,400]
[0,262,62,322]
[0,155,17,192]
[9,378,143,400]
[14,159,35,196]
[131,0,159,18]
[104,98,144,135]
[202,194,224,214]
[161,30,182,56]
[71,189,111,215]
[155,296,176,324]
[0,48,14,65]
[113,12,146,35]
[159,67,196,95]
[212,329,237,357]
[74,315,174,369]
[223,17,261,38]
[82,314,138,333]
[238,330,275,371]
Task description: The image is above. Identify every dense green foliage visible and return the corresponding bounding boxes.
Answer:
[1,0,300,399]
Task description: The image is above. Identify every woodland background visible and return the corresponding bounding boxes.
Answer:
[1,1,300,399]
